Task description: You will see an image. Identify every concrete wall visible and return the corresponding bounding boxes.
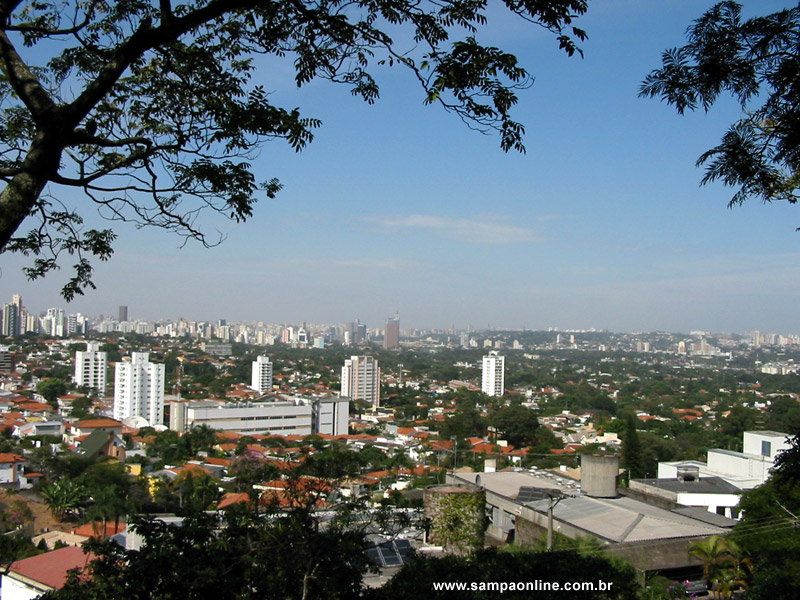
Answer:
[743,431,790,461]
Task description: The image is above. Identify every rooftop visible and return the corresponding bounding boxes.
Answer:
[8,545,94,589]
[634,476,742,495]
[526,494,727,543]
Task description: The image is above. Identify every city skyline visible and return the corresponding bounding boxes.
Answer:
[1,1,797,334]
[4,290,800,340]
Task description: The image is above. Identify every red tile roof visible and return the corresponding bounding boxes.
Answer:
[71,521,126,539]
[75,418,123,429]
[218,492,250,509]
[8,546,95,589]
[0,453,25,464]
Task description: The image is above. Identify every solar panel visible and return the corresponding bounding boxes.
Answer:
[366,539,413,568]
[379,547,403,566]
[394,539,412,556]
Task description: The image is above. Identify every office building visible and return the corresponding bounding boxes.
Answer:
[384,316,400,349]
[1,303,20,337]
[341,355,380,409]
[118,306,128,322]
[172,396,348,436]
[251,355,273,393]
[113,352,165,426]
[74,342,107,394]
[481,351,505,397]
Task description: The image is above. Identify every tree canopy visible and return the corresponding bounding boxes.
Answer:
[640,1,800,217]
[0,0,589,299]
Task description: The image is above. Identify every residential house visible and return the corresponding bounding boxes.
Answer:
[2,546,95,600]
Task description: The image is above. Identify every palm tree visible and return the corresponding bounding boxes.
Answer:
[86,485,128,536]
[713,567,749,599]
[689,535,728,585]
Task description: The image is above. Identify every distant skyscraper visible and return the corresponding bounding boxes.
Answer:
[384,316,400,349]
[251,355,273,394]
[341,355,380,409]
[44,308,65,337]
[118,306,128,322]
[1,302,20,337]
[481,351,505,397]
[114,352,165,425]
[74,342,107,394]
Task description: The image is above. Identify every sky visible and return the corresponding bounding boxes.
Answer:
[1,0,798,334]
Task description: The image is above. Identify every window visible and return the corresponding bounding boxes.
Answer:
[761,440,771,457]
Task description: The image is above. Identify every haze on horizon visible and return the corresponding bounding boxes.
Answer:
[1,0,797,335]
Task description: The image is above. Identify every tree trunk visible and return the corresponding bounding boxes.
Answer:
[0,130,64,251]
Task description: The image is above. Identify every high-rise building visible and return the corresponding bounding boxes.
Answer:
[356,322,367,344]
[384,316,400,349]
[251,355,273,394]
[341,355,380,409]
[44,308,65,337]
[1,303,20,337]
[118,306,128,322]
[114,352,165,426]
[481,351,505,397]
[74,341,107,394]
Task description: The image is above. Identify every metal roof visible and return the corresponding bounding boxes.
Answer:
[525,494,727,543]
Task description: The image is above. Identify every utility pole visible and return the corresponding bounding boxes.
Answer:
[546,492,564,551]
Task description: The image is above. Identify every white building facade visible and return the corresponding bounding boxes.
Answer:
[74,342,107,394]
[658,431,792,490]
[176,396,348,436]
[481,351,505,397]
[341,355,380,409]
[313,397,350,436]
[113,352,165,426]
[250,355,273,393]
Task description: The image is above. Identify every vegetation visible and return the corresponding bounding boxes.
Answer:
[374,547,639,599]
[43,507,373,600]
[41,479,85,521]
[0,0,590,298]
[641,1,800,214]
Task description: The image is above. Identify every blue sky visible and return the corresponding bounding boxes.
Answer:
[2,0,798,334]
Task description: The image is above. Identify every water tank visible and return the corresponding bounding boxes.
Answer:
[581,454,619,498]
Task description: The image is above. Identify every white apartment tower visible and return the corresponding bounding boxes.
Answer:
[251,355,273,394]
[74,342,107,394]
[341,355,380,409]
[114,352,165,426]
[481,351,505,397]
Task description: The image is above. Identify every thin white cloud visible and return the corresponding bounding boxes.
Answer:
[363,214,542,244]
[289,257,413,270]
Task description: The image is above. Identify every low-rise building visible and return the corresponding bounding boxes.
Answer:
[658,430,791,490]
[2,546,94,600]
[451,455,737,575]
[171,396,349,437]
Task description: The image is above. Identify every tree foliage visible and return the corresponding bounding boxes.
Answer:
[35,377,68,402]
[731,431,800,600]
[43,507,372,600]
[372,547,639,599]
[489,404,539,447]
[641,1,800,216]
[41,478,86,521]
[621,414,645,480]
[0,0,589,299]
